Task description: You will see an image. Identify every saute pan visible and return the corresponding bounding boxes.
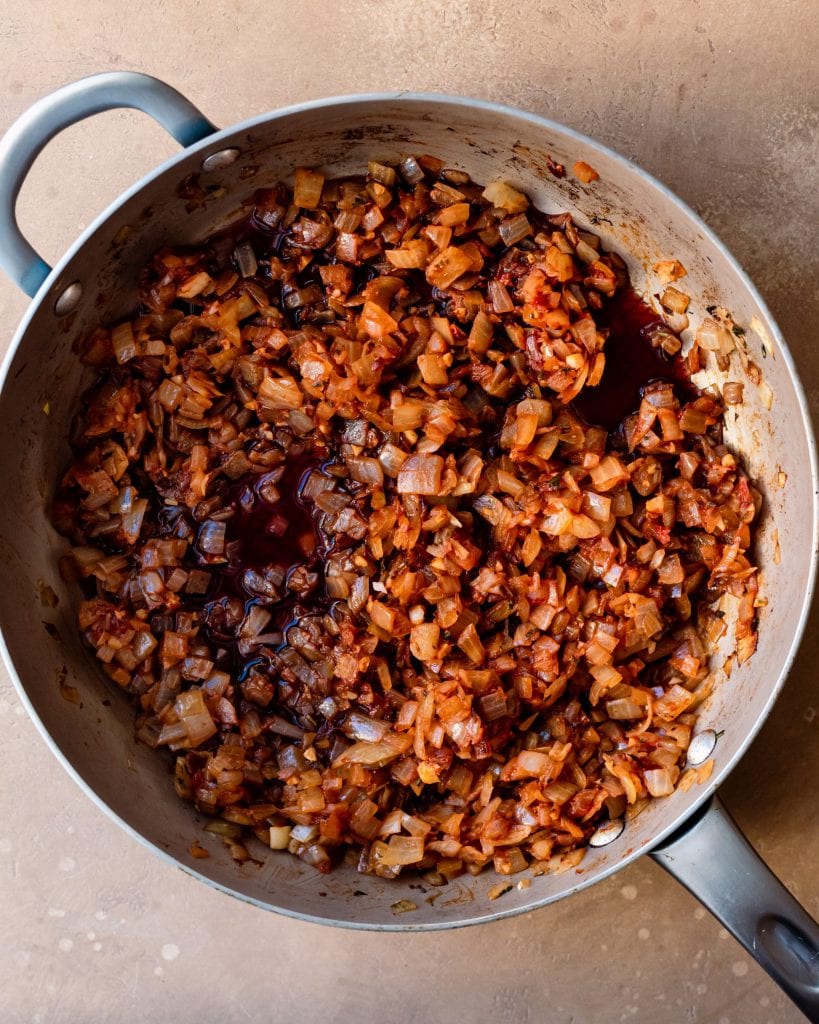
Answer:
[0,72,817,1018]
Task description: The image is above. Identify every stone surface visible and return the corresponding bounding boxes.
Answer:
[0,2,817,1022]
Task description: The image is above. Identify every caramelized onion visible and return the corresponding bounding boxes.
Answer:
[55,153,760,882]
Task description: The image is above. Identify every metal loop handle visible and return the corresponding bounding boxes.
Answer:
[0,71,217,296]
[651,796,819,1022]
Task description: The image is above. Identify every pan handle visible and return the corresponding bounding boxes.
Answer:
[651,795,819,1021]
[0,71,217,297]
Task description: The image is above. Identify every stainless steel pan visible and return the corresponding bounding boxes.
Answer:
[1,72,817,1018]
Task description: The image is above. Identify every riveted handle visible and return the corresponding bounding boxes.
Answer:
[0,71,217,296]
[651,796,819,1022]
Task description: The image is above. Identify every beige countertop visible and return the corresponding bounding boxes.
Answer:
[1,2,817,1022]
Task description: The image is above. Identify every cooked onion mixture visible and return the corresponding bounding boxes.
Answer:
[54,156,759,880]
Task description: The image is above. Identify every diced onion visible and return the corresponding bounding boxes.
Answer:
[605,698,644,720]
[397,454,444,495]
[573,161,599,183]
[723,381,744,405]
[498,213,532,246]
[198,521,226,555]
[410,623,440,662]
[481,180,528,214]
[488,280,514,313]
[379,835,426,866]
[112,322,136,364]
[269,825,292,850]
[334,741,401,767]
[57,149,761,887]
[399,156,425,184]
[234,242,258,278]
[293,167,324,209]
[644,769,674,797]
[425,246,472,289]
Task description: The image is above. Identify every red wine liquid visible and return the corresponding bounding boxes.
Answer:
[571,287,696,431]
[198,450,323,641]
[229,453,319,580]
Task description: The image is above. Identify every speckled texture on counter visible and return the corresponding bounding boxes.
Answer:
[1,2,817,1022]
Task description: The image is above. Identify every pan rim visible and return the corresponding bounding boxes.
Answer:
[0,88,816,930]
